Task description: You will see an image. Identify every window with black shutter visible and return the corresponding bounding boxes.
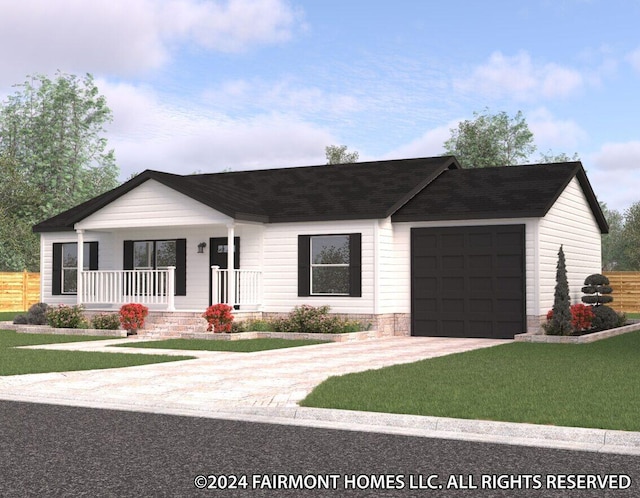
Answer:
[298,233,361,297]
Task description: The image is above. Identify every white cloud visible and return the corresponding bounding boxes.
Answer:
[587,141,640,212]
[99,80,333,178]
[0,0,302,84]
[528,108,587,151]
[590,141,640,171]
[202,78,361,118]
[383,122,456,160]
[455,51,584,101]
[627,47,640,73]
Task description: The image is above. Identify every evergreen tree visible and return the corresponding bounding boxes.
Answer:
[549,245,573,335]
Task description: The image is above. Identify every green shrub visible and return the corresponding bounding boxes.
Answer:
[46,305,88,329]
[231,319,274,333]
[12,314,28,324]
[26,302,49,325]
[590,305,619,331]
[91,313,121,330]
[272,305,366,334]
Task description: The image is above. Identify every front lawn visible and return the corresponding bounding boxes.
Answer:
[114,338,329,352]
[0,311,23,321]
[0,329,194,376]
[301,330,640,432]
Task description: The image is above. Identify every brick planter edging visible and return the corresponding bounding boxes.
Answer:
[1,321,383,342]
[173,329,387,342]
[2,322,126,337]
[514,320,640,344]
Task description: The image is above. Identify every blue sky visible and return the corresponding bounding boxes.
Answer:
[1,0,640,213]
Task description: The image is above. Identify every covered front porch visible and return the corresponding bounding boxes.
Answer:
[70,218,264,312]
[41,176,267,312]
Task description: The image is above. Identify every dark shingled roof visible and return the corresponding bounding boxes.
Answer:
[392,161,608,233]
[33,156,459,231]
[32,156,608,234]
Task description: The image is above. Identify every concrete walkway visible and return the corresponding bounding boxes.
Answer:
[1,336,639,455]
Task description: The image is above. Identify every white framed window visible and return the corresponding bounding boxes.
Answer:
[310,235,350,295]
[59,243,92,294]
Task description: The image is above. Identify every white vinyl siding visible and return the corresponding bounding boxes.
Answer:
[261,220,375,314]
[75,179,232,230]
[376,217,396,314]
[537,177,602,314]
[389,219,537,317]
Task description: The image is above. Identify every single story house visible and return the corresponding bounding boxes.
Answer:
[33,156,608,339]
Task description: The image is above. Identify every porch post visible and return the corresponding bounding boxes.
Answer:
[76,229,84,305]
[227,223,235,306]
[167,266,176,311]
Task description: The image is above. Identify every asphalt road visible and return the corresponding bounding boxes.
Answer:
[1,400,638,497]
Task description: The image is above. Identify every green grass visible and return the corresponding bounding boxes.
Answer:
[626,312,640,319]
[0,329,194,376]
[114,337,329,352]
[0,311,24,321]
[301,331,640,432]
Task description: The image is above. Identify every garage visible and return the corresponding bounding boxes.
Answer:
[411,225,526,339]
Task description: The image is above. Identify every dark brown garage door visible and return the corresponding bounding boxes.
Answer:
[411,225,525,339]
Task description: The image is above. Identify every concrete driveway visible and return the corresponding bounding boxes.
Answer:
[0,336,509,414]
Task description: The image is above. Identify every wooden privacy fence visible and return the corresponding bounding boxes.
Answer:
[0,271,41,311]
[603,272,640,313]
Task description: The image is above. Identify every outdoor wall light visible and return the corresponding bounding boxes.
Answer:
[197,242,207,254]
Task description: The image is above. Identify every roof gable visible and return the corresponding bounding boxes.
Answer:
[75,179,233,230]
[391,162,609,233]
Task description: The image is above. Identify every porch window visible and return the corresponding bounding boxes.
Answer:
[52,242,98,295]
[298,233,361,297]
[124,239,187,296]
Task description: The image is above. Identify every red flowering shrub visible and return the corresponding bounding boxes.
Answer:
[119,303,149,331]
[546,303,595,334]
[202,304,234,332]
[570,303,595,331]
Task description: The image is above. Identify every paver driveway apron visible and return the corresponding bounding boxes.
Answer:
[0,337,509,413]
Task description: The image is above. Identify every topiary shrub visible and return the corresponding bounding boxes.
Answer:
[26,302,49,325]
[581,274,613,306]
[590,305,619,331]
[12,314,28,324]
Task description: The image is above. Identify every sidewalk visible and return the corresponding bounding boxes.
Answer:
[1,336,639,455]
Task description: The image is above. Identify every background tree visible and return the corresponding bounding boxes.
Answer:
[537,150,580,163]
[619,201,640,270]
[600,202,626,270]
[443,108,535,168]
[325,145,359,164]
[0,72,119,271]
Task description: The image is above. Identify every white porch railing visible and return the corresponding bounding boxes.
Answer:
[211,266,262,308]
[81,267,175,310]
